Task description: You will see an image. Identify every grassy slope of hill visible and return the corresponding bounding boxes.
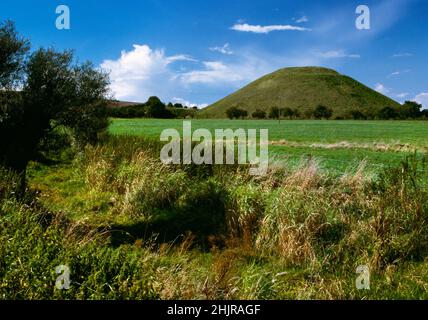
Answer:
[199,67,400,119]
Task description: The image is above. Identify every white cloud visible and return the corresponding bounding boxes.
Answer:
[231,23,311,33]
[178,61,247,85]
[375,83,390,95]
[392,53,413,58]
[414,92,428,109]
[172,97,208,109]
[295,15,309,23]
[100,44,278,103]
[388,69,410,77]
[166,55,198,63]
[209,43,234,55]
[100,43,322,105]
[318,50,360,59]
[100,44,197,101]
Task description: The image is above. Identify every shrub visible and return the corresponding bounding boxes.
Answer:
[281,107,294,119]
[377,106,398,119]
[398,101,423,119]
[268,107,281,120]
[252,109,266,119]
[313,105,333,119]
[349,110,367,120]
[226,107,248,119]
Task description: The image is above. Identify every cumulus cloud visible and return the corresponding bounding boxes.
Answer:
[209,43,234,55]
[100,45,197,101]
[172,97,208,109]
[414,92,428,109]
[100,43,280,103]
[231,23,311,33]
[318,50,360,59]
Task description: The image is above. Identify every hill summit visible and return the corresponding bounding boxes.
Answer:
[199,67,400,119]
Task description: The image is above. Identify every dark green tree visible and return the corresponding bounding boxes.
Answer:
[377,106,398,119]
[269,107,281,123]
[313,105,333,120]
[398,101,422,119]
[292,108,301,119]
[281,107,294,119]
[252,109,266,119]
[226,107,247,119]
[0,20,30,89]
[0,22,110,195]
[146,96,173,118]
[350,110,367,120]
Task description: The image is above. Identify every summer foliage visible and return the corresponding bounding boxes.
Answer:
[0,20,110,194]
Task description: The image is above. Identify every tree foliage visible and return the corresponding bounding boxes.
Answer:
[252,109,266,119]
[0,21,110,194]
[313,105,333,120]
[398,101,423,119]
[0,20,30,89]
[377,106,398,120]
[268,107,281,120]
[226,107,248,119]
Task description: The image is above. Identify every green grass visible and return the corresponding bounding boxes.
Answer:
[109,119,428,173]
[109,119,428,146]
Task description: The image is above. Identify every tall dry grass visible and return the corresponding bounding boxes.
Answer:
[2,136,426,299]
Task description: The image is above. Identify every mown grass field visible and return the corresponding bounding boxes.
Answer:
[110,119,428,173]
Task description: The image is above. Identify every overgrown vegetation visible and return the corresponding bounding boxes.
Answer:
[1,136,427,299]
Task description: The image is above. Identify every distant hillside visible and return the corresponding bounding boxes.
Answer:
[107,100,142,109]
[199,67,400,119]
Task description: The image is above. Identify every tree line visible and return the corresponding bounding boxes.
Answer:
[226,102,428,120]
[108,98,198,119]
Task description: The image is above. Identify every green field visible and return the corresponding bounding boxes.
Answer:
[109,119,428,173]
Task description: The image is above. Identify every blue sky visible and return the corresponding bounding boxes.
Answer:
[1,0,427,108]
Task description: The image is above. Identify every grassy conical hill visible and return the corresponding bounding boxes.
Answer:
[199,67,400,119]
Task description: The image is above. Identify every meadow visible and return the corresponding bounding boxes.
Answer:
[110,119,428,173]
[109,119,428,146]
[1,119,427,300]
